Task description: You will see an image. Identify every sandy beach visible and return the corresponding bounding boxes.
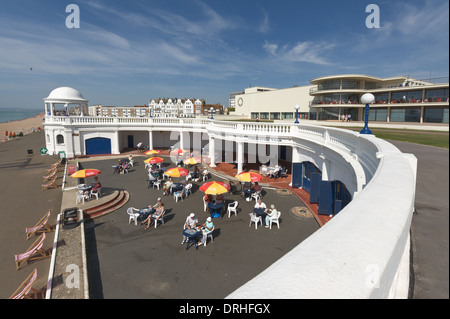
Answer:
[0,113,44,141]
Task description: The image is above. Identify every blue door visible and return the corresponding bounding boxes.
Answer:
[291,162,302,188]
[127,135,134,148]
[302,162,321,194]
[85,138,111,155]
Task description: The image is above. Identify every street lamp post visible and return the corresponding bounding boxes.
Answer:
[210,107,214,120]
[360,93,375,134]
[294,105,300,124]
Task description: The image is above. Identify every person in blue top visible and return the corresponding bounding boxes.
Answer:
[198,216,214,246]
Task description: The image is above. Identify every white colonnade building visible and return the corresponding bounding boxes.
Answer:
[43,87,417,298]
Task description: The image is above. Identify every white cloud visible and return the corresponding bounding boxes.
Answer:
[263,40,335,65]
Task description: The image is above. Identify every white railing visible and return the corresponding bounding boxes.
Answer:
[44,115,416,298]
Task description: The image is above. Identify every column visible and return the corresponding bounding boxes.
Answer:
[112,130,120,155]
[320,153,330,181]
[64,127,74,158]
[180,130,185,150]
[148,129,153,150]
[420,105,424,123]
[209,135,216,167]
[237,141,243,174]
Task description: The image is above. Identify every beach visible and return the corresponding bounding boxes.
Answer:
[0,113,44,141]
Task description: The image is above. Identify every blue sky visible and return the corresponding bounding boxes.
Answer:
[0,0,448,108]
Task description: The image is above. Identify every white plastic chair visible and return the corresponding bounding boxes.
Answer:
[76,191,88,205]
[203,226,214,246]
[153,179,161,190]
[153,210,165,228]
[269,211,281,229]
[203,198,208,212]
[251,191,261,202]
[90,188,102,200]
[174,191,183,202]
[227,201,238,218]
[127,207,140,225]
[249,213,262,229]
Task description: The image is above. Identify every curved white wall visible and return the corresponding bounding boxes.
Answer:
[44,116,417,298]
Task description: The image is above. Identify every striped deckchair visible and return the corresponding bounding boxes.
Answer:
[9,269,43,299]
[41,176,57,191]
[25,211,53,240]
[14,233,51,270]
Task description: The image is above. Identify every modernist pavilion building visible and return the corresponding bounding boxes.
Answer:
[231,74,449,124]
[42,76,420,298]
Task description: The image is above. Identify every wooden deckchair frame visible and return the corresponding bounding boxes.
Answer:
[43,169,57,181]
[9,268,45,299]
[25,211,54,240]
[42,176,57,191]
[15,233,51,270]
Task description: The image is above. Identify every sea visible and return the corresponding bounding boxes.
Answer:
[0,108,42,124]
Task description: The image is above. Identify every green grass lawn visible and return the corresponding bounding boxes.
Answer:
[340,127,449,149]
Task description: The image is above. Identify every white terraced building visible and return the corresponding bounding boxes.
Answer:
[88,98,203,118]
[43,86,417,298]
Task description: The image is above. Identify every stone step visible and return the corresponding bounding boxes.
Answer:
[83,190,130,219]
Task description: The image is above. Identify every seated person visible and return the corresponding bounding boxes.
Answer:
[264,204,278,228]
[202,168,209,180]
[204,194,213,213]
[90,176,102,195]
[242,182,253,198]
[163,178,174,196]
[268,165,281,179]
[215,194,225,204]
[181,182,192,197]
[139,198,162,218]
[117,160,124,173]
[189,166,200,181]
[142,202,165,230]
[253,182,261,193]
[254,199,267,211]
[198,216,214,246]
[181,213,199,244]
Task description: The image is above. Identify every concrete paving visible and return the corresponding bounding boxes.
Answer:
[387,140,449,299]
[0,131,61,299]
[80,157,319,299]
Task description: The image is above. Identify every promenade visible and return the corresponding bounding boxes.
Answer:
[0,127,448,299]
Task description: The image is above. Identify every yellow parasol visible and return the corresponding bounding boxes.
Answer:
[199,181,230,195]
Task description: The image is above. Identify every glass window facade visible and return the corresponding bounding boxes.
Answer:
[270,112,280,120]
[425,88,449,102]
[342,79,361,90]
[318,80,340,91]
[390,107,421,122]
[260,112,269,120]
[282,112,294,119]
[374,92,389,104]
[423,107,449,123]
[317,107,339,120]
[365,81,377,90]
[369,108,388,121]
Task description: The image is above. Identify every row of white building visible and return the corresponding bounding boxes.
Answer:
[88,98,205,118]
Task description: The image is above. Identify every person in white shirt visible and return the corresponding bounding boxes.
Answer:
[181,213,198,244]
[254,199,266,210]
